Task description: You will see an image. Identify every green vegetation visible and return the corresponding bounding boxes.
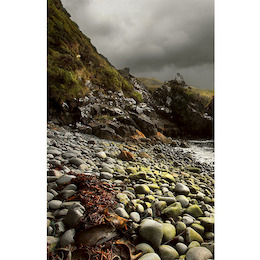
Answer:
[48,0,133,104]
[130,91,143,103]
[185,86,214,107]
[137,77,163,93]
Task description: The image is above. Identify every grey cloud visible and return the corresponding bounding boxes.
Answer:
[61,0,214,89]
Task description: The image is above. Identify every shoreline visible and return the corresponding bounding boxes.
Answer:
[47,122,214,259]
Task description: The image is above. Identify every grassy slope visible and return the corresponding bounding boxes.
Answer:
[48,0,135,105]
[137,77,163,92]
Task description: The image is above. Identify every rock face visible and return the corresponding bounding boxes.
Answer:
[153,82,213,138]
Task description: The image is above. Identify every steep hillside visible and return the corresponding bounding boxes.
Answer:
[47,0,135,106]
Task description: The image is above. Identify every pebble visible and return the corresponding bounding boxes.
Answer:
[115,207,129,218]
[138,253,161,260]
[47,192,54,202]
[139,219,163,249]
[185,246,213,260]
[175,243,188,255]
[158,245,179,260]
[130,212,141,222]
[60,229,76,247]
[96,151,107,159]
[49,200,62,210]
[175,183,190,195]
[56,175,76,185]
[100,172,113,180]
[136,243,155,254]
[63,204,85,228]
[69,157,86,166]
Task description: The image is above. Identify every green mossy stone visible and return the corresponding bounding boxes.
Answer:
[139,219,163,249]
[126,186,135,194]
[162,202,182,218]
[135,184,151,195]
[186,205,203,218]
[203,232,214,240]
[145,195,156,202]
[155,201,168,211]
[125,167,137,174]
[161,173,175,183]
[187,241,200,249]
[139,166,151,172]
[198,217,214,231]
[137,194,146,200]
[157,197,176,205]
[137,204,145,213]
[186,227,204,244]
[176,195,189,208]
[190,199,199,205]
[116,193,130,205]
[179,255,186,260]
[176,221,187,235]
[190,223,205,235]
[185,166,201,173]
[158,245,179,260]
[148,183,160,190]
[162,223,176,242]
[136,243,155,254]
[129,172,147,180]
[144,202,152,208]
[204,196,212,204]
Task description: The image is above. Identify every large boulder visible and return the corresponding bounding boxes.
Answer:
[129,112,158,136]
[139,219,163,249]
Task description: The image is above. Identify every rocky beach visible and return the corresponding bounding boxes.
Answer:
[46,1,214,258]
[47,122,214,260]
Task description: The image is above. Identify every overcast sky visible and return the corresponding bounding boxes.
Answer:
[61,0,214,89]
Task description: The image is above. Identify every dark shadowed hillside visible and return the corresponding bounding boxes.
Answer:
[48,0,137,107]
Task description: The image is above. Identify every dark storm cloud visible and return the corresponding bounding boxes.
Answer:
[61,0,214,89]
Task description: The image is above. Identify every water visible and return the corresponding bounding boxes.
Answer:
[183,140,214,166]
